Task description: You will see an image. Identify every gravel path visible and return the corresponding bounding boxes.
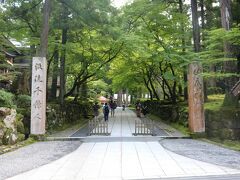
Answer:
[0,141,81,180]
[160,139,240,170]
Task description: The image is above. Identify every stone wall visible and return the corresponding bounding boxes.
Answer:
[205,109,240,140]
[141,100,184,122]
[46,101,93,132]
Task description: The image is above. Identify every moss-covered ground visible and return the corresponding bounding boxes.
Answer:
[204,94,225,111]
[47,118,88,136]
[146,114,190,136]
[201,138,240,152]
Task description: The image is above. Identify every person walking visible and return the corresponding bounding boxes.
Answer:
[136,101,142,117]
[110,101,117,117]
[122,103,125,111]
[103,102,110,121]
[92,102,100,120]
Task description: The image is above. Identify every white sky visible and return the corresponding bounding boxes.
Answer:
[111,0,131,8]
[111,0,218,8]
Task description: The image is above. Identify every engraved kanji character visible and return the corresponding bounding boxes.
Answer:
[34,87,43,95]
[34,75,43,83]
[33,113,41,120]
[34,100,42,109]
[35,63,43,71]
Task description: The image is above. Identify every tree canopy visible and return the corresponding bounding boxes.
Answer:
[0,0,240,105]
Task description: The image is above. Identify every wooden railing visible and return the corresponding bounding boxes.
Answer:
[133,118,156,136]
[88,117,110,136]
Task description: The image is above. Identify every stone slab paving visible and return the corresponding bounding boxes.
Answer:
[0,141,81,180]
[6,141,240,180]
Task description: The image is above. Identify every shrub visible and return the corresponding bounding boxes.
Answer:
[0,90,15,108]
[16,114,25,134]
[16,95,31,108]
[16,108,30,135]
[17,133,25,142]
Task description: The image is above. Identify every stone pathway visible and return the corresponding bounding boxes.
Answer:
[6,141,240,180]
[5,108,240,180]
[71,108,172,137]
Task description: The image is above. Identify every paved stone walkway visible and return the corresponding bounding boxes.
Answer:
[5,108,240,180]
[71,108,172,137]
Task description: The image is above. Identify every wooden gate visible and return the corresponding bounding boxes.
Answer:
[88,118,110,136]
[133,118,156,136]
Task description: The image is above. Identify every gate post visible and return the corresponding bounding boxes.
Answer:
[188,62,205,133]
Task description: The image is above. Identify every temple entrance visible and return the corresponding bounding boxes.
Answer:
[70,108,183,138]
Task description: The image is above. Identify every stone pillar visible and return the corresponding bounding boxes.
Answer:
[188,62,205,133]
[31,57,47,135]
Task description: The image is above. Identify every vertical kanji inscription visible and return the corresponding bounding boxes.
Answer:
[188,62,205,133]
[31,57,47,134]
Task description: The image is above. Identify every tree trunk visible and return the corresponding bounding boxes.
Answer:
[184,70,188,100]
[205,0,216,91]
[220,0,237,89]
[117,90,123,106]
[38,0,51,57]
[199,0,208,101]
[220,0,231,31]
[179,0,188,101]
[191,0,201,53]
[80,82,88,118]
[50,46,59,99]
[59,28,68,107]
[80,82,87,100]
[148,75,160,100]
[59,3,69,107]
[188,0,205,133]
[143,77,153,100]
[237,54,240,74]
[220,0,238,106]
[199,0,205,36]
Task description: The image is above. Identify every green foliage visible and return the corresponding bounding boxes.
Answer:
[17,133,25,142]
[0,90,15,108]
[201,28,240,78]
[108,0,192,102]
[2,128,13,145]
[223,92,239,107]
[207,87,224,95]
[16,114,25,134]
[15,95,31,108]
[204,94,225,111]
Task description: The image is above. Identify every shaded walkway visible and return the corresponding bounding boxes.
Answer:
[71,108,170,137]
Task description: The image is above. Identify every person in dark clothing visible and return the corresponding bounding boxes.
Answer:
[103,103,110,121]
[122,103,125,111]
[141,104,148,116]
[92,102,100,120]
[109,100,117,117]
[135,102,142,117]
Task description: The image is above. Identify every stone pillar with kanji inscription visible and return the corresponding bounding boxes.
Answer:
[188,62,205,133]
[31,57,47,134]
